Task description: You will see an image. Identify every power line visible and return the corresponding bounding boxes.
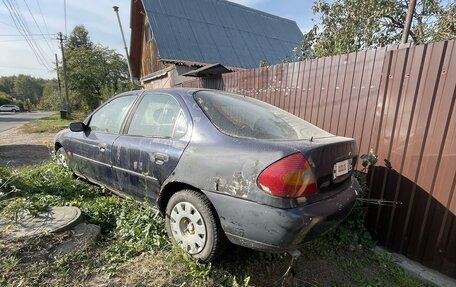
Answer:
[5,0,47,65]
[2,0,46,67]
[8,0,53,67]
[22,0,55,54]
[0,33,55,36]
[13,0,53,67]
[0,65,49,70]
[0,37,53,42]
[34,0,52,38]
[2,0,53,71]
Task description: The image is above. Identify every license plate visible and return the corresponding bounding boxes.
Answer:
[333,159,352,178]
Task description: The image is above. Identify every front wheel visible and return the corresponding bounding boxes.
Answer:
[55,147,69,168]
[165,190,228,262]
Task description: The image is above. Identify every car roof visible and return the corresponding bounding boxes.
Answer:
[117,88,212,99]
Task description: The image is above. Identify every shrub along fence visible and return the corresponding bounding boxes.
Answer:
[178,39,456,278]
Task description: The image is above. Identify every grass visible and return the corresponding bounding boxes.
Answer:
[0,161,434,287]
[20,112,86,134]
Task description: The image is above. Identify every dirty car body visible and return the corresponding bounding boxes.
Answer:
[54,88,360,261]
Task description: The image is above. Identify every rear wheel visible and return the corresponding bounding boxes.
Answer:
[11,109,16,113]
[165,190,227,262]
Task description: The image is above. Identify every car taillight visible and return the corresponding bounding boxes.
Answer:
[257,153,317,198]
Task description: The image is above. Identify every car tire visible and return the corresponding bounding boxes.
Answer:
[12,109,16,113]
[165,189,228,263]
[55,147,69,168]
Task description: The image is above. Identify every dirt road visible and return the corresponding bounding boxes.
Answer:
[0,127,55,167]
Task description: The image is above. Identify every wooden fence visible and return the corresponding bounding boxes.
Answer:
[178,39,456,277]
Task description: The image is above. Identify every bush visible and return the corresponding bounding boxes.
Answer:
[0,92,12,105]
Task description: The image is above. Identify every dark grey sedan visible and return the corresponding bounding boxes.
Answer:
[54,88,360,262]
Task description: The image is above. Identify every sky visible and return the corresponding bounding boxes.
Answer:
[0,0,314,79]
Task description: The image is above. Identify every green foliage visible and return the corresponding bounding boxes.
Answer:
[12,74,44,105]
[0,76,15,96]
[0,91,12,105]
[0,75,54,109]
[301,0,456,59]
[361,148,378,170]
[65,24,94,50]
[326,170,374,248]
[12,99,24,111]
[63,25,132,112]
[39,80,63,111]
[0,160,168,256]
[0,162,431,286]
[259,60,270,67]
[429,1,456,42]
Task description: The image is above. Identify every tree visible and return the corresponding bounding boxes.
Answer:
[0,76,15,96]
[301,0,456,59]
[13,75,43,105]
[430,2,456,42]
[63,26,131,111]
[39,80,62,111]
[66,24,94,50]
[0,91,12,105]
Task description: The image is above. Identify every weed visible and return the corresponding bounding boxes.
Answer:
[0,162,432,287]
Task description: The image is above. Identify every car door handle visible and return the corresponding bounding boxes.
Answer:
[153,152,169,165]
[98,143,107,152]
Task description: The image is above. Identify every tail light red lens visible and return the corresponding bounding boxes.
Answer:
[257,153,317,198]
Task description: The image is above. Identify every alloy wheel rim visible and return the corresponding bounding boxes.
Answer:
[170,201,207,254]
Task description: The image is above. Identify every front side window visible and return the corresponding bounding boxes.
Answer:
[194,91,333,140]
[89,95,136,134]
[127,93,187,139]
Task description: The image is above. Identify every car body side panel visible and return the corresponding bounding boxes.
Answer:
[162,89,357,208]
[69,130,119,187]
[111,135,189,202]
[162,90,297,207]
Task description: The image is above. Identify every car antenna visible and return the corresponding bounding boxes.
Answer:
[310,136,314,142]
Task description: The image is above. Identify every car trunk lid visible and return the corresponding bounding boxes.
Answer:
[285,136,358,203]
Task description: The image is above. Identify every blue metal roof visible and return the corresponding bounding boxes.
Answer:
[141,0,303,68]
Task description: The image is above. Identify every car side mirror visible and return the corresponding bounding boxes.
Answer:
[69,122,87,132]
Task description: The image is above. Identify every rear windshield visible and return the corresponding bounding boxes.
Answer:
[194,91,333,140]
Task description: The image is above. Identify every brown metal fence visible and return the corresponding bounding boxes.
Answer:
[179,40,456,277]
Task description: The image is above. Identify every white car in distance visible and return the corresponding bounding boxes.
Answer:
[0,105,20,112]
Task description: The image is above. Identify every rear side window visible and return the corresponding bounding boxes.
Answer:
[127,93,187,139]
[89,95,136,134]
[194,91,333,140]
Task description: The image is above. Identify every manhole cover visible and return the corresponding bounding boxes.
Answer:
[0,206,82,239]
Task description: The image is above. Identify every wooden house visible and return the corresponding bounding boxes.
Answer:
[129,0,303,88]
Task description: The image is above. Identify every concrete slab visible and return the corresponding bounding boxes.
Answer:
[0,206,82,239]
[52,222,101,257]
[375,247,456,287]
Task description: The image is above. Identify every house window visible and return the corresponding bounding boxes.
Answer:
[145,22,153,43]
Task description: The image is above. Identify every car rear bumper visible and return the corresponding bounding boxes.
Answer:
[203,177,360,252]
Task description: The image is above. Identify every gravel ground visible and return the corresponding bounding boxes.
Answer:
[0,127,56,167]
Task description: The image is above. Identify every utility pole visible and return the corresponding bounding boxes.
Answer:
[58,32,70,116]
[401,0,417,44]
[113,6,134,85]
[54,53,63,105]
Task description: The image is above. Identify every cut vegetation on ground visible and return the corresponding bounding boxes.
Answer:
[0,160,433,287]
